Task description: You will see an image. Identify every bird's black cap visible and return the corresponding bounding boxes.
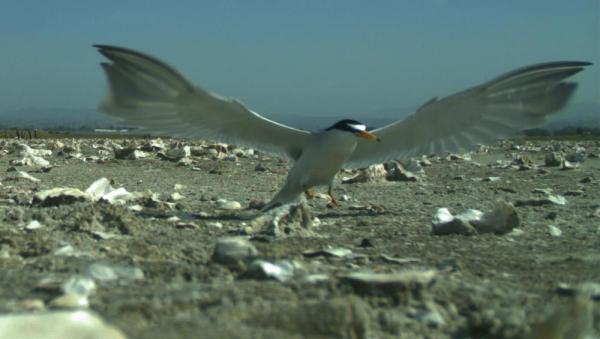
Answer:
[325,119,367,132]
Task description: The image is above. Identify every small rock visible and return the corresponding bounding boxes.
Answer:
[212,237,258,268]
[545,152,563,167]
[470,201,520,234]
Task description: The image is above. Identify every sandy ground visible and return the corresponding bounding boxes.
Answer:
[0,137,599,338]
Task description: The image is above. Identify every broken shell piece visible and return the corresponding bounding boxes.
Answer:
[5,170,40,182]
[385,161,419,182]
[303,247,353,258]
[432,202,519,235]
[87,262,144,282]
[10,154,50,167]
[15,143,52,157]
[245,260,301,282]
[33,188,91,206]
[342,164,387,184]
[215,199,242,210]
[341,270,437,298]
[515,194,567,207]
[560,159,579,170]
[380,254,421,265]
[85,178,139,204]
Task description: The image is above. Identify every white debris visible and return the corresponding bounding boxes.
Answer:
[433,202,519,235]
[216,199,242,210]
[246,260,301,282]
[342,164,387,184]
[33,188,92,206]
[87,262,144,282]
[548,225,563,237]
[25,220,43,230]
[5,170,40,182]
[49,293,89,309]
[0,311,128,339]
[169,192,185,201]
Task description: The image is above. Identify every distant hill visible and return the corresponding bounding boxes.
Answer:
[0,101,597,132]
[0,107,114,130]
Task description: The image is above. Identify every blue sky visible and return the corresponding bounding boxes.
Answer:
[1,0,598,118]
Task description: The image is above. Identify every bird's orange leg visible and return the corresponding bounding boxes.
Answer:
[327,187,340,208]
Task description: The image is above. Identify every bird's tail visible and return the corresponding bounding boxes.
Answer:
[261,182,304,212]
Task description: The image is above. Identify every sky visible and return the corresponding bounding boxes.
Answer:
[1,0,599,119]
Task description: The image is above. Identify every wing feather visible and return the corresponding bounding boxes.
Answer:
[345,61,591,167]
[94,45,310,159]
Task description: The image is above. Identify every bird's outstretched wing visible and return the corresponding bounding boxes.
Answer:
[345,61,592,168]
[94,45,310,160]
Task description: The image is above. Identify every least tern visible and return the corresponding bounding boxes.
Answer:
[94,45,590,210]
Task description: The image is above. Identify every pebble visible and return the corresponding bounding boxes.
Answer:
[0,311,128,339]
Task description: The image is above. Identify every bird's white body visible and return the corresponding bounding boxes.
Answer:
[265,129,358,208]
[94,45,590,211]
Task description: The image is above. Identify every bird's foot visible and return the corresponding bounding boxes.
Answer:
[304,189,318,199]
[327,192,341,208]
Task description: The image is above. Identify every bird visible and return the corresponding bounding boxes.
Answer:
[93,44,591,210]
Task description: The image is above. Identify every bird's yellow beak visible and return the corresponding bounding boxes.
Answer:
[355,130,381,142]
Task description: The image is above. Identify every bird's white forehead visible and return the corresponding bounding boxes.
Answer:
[348,123,366,131]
